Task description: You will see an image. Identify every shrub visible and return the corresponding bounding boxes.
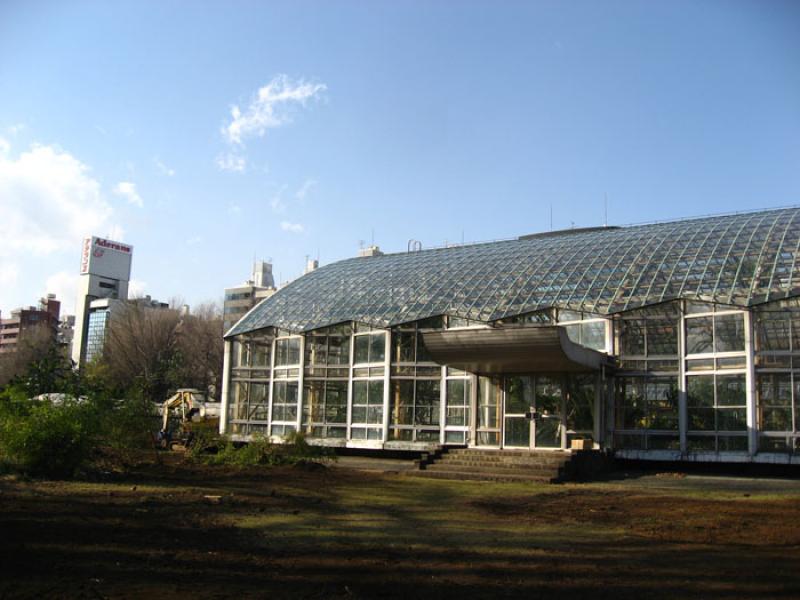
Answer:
[190,431,335,467]
[0,393,95,478]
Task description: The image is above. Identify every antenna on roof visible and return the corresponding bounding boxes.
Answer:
[371,228,375,246]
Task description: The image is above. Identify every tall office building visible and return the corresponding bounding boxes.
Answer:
[223,260,277,333]
[72,236,133,366]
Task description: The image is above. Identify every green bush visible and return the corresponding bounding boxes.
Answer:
[0,392,95,478]
[190,431,335,467]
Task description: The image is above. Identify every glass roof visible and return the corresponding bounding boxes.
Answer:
[228,207,800,336]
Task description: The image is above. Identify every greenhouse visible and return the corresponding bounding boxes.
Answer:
[221,207,800,463]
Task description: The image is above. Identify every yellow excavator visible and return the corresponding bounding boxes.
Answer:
[157,389,220,450]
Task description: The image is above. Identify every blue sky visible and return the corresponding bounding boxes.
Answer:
[1,0,799,315]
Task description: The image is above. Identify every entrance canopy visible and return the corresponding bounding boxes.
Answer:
[422,326,611,374]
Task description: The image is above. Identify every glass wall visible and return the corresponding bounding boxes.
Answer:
[389,319,443,443]
[684,304,748,452]
[270,331,301,437]
[302,324,350,439]
[223,299,799,458]
[614,302,681,451]
[350,324,387,441]
[228,329,274,436]
[754,301,800,453]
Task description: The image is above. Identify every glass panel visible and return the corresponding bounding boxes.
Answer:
[303,381,324,427]
[581,321,606,351]
[620,320,645,356]
[326,381,348,424]
[446,379,471,428]
[647,319,678,355]
[253,341,270,367]
[354,336,370,364]
[715,313,745,353]
[248,383,268,420]
[616,377,645,429]
[566,374,595,432]
[505,376,533,414]
[305,337,327,366]
[477,377,501,434]
[717,374,746,407]
[647,378,679,431]
[328,335,350,364]
[370,333,386,363]
[415,380,440,426]
[687,376,715,431]
[757,314,790,351]
[393,331,415,363]
[391,380,414,425]
[686,317,714,354]
[535,416,561,448]
[504,417,530,447]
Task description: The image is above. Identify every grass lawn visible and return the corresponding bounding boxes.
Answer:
[1,457,799,599]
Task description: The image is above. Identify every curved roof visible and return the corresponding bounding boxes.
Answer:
[228,207,800,336]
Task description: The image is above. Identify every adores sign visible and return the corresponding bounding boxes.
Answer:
[80,236,133,279]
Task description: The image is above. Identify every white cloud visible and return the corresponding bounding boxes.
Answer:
[114,181,143,207]
[44,271,79,315]
[154,157,175,176]
[0,143,118,313]
[216,152,246,173]
[0,144,112,259]
[280,221,304,233]
[0,137,9,156]
[222,74,326,145]
[295,178,316,202]
[7,123,25,136]
[128,279,147,298]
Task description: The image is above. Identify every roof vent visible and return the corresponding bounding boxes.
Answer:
[358,245,383,258]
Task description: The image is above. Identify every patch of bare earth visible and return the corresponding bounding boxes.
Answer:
[1,459,800,599]
[471,489,800,546]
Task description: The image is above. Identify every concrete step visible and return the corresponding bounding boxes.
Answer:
[432,456,567,468]
[409,469,556,484]
[448,448,570,458]
[424,463,562,477]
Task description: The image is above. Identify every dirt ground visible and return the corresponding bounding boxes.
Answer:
[1,455,800,599]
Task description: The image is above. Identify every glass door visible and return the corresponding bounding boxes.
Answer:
[504,376,534,447]
[534,376,563,448]
[476,377,502,446]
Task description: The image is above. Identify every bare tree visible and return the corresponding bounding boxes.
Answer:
[102,302,182,401]
[100,300,224,402]
[172,302,224,400]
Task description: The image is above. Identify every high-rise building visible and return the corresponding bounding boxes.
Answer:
[72,236,133,367]
[0,294,61,354]
[223,260,277,333]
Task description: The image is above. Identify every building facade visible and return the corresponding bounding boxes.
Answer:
[223,260,277,333]
[0,294,61,354]
[72,236,133,366]
[220,208,800,464]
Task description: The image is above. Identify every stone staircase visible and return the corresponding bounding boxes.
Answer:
[410,447,591,483]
